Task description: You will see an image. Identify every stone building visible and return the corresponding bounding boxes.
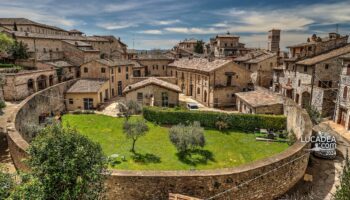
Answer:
[176,39,199,53]
[334,53,350,129]
[65,79,110,110]
[208,33,247,58]
[1,68,57,101]
[36,60,80,82]
[123,77,181,107]
[236,89,283,115]
[268,29,281,53]
[167,58,253,108]
[134,53,174,76]
[61,40,100,66]
[272,33,350,116]
[0,18,69,35]
[234,50,277,88]
[80,59,139,98]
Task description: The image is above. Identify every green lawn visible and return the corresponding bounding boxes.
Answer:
[62,114,289,170]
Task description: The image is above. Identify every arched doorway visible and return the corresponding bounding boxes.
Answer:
[37,75,47,90]
[301,91,311,108]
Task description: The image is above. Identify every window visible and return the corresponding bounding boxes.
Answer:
[298,80,301,86]
[304,66,307,72]
[69,67,72,72]
[112,76,114,83]
[197,88,200,94]
[126,74,129,79]
[56,48,59,52]
[137,93,143,102]
[344,86,348,99]
[111,68,114,74]
[161,92,169,107]
[84,67,88,73]
[69,99,73,104]
[171,70,173,76]
[325,64,329,69]
[347,64,350,75]
[126,66,129,72]
[163,65,165,70]
[226,75,232,86]
[101,68,106,73]
[118,67,121,73]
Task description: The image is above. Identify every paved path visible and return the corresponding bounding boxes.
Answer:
[0,102,19,174]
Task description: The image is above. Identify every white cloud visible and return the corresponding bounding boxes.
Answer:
[97,22,138,30]
[135,39,178,49]
[138,30,163,34]
[151,19,181,26]
[104,2,140,12]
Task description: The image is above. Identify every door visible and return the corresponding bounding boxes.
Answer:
[83,98,93,110]
[118,81,122,96]
[161,92,168,107]
[190,84,193,96]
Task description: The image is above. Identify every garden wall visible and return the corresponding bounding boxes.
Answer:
[6,84,312,199]
[6,79,77,171]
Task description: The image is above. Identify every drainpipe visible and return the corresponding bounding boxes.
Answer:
[310,65,315,107]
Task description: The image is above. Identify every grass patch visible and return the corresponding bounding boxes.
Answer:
[62,114,289,170]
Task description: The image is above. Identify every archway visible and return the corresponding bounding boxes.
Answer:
[37,75,47,90]
[301,92,311,108]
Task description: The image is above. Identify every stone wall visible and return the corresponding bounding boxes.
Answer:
[6,79,77,170]
[6,82,312,200]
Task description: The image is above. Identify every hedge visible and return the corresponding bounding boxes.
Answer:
[0,64,15,68]
[143,107,286,131]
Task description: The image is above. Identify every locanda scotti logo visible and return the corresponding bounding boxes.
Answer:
[301,131,337,152]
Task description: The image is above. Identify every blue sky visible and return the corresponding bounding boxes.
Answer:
[1,0,350,49]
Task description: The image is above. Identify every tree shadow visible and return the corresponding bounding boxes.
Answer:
[131,153,161,164]
[176,149,215,166]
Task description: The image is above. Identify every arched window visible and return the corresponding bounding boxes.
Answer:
[27,79,34,90]
[344,86,348,99]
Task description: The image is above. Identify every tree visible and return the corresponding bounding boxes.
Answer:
[305,105,322,125]
[0,33,14,53]
[27,124,107,200]
[118,100,142,121]
[334,149,350,200]
[0,100,5,113]
[169,121,205,153]
[194,40,204,54]
[0,167,15,199]
[123,119,149,153]
[9,41,29,60]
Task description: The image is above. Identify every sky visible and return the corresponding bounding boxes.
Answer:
[0,0,350,50]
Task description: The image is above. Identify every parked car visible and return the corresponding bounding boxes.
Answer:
[187,103,199,110]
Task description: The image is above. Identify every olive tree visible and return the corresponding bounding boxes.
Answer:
[118,100,142,121]
[169,121,205,153]
[123,119,149,153]
[27,124,107,200]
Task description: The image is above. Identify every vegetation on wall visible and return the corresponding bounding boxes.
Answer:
[143,107,286,131]
[194,40,204,54]
[8,41,29,60]
[334,149,350,200]
[0,33,14,54]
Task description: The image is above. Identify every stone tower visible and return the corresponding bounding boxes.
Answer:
[268,29,280,53]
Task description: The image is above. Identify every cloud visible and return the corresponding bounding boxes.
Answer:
[97,22,138,30]
[104,2,140,12]
[138,30,163,34]
[135,39,179,49]
[151,19,181,26]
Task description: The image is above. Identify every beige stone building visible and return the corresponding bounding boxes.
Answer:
[334,53,350,129]
[61,40,100,66]
[167,58,253,108]
[206,33,247,58]
[123,77,181,107]
[36,60,80,82]
[236,89,283,114]
[65,79,110,110]
[268,29,281,53]
[134,54,174,76]
[80,59,140,97]
[273,33,349,116]
[234,50,277,88]
[1,68,57,101]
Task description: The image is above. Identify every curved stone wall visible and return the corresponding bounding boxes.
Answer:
[6,84,312,199]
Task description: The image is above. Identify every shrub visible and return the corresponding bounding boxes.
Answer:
[118,100,142,120]
[0,166,15,199]
[0,100,5,112]
[287,130,297,146]
[143,107,286,131]
[334,149,350,200]
[169,121,205,152]
[27,124,107,200]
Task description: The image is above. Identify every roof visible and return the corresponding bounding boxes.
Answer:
[340,53,350,61]
[216,34,239,38]
[246,52,276,64]
[168,58,232,72]
[93,35,127,47]
[235,90,283,108]
[67,79,108,93]
[234,50,273,63]
[296,44,350,65]
[62,40,92,47]
[4,30,109,42]
[0,18,68,32]
[123,77,181,93]
[94,59,138,67]
[287,35,348,48]
[69,29,83,34]
[179,39,198,44]
[136,54,173,60]
[45,60,73,68]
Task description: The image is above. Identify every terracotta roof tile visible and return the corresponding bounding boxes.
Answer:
[123,77,181,93]
[169,58,232,72]
[67,79,108,93]
[235,90,283,108]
